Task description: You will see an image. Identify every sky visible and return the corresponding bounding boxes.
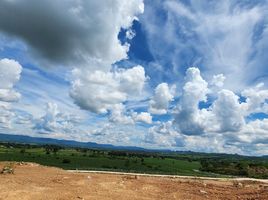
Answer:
[0,0,268,156]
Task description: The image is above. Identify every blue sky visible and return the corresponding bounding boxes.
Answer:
[0,0,268,155]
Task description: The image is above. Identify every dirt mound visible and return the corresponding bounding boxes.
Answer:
[0,162,267,200]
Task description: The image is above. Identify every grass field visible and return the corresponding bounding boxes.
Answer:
[0,145,218,177]
[1,143,267,178]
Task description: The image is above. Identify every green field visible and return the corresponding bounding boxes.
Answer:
[0,143,267,178]
[0,145,207,176]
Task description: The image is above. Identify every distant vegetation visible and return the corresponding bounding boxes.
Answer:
[0,142,267,178]
[200,158,268,178]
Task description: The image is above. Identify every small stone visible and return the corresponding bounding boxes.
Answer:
[233,181,243,188]
[199,190,207,194]
[238,182,243,188]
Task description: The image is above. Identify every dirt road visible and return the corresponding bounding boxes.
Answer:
[0,162,267,200]
[69,169,268,183]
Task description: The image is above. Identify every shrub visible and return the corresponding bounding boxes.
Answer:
[62,159,71,164]
[20,149,26,154]
[101,165,111,168]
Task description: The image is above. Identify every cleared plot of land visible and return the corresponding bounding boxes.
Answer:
[0,162,267,200]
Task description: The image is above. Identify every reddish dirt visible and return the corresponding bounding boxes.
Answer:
[0,162,267,200]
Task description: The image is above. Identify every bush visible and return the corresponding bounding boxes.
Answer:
[101,165,111,168]
[20,149,26,154]
[62,159,71,164]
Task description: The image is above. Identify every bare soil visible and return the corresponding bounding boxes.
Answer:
[0,162,267,200]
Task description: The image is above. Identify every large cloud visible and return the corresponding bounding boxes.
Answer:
[212,90,245,132]
[65,0,146,116]
[0,0,144,66]
[0,58,22,102]
[70,65,147,114]
[174,67,208,135]
[0,58,22,129]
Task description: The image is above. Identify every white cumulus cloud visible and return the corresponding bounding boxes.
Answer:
[149,83,174,114]
[0,58,22,102]
[212,89,245,132]
[70,65,147,114]
[0,58,22,129]
[132,112,152,124]
[174,67,208,135]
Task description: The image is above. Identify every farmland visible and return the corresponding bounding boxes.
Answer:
[0,142,267,178]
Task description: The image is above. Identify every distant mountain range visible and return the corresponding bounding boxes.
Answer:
[0,133,147,151]
[0,133,267,158]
